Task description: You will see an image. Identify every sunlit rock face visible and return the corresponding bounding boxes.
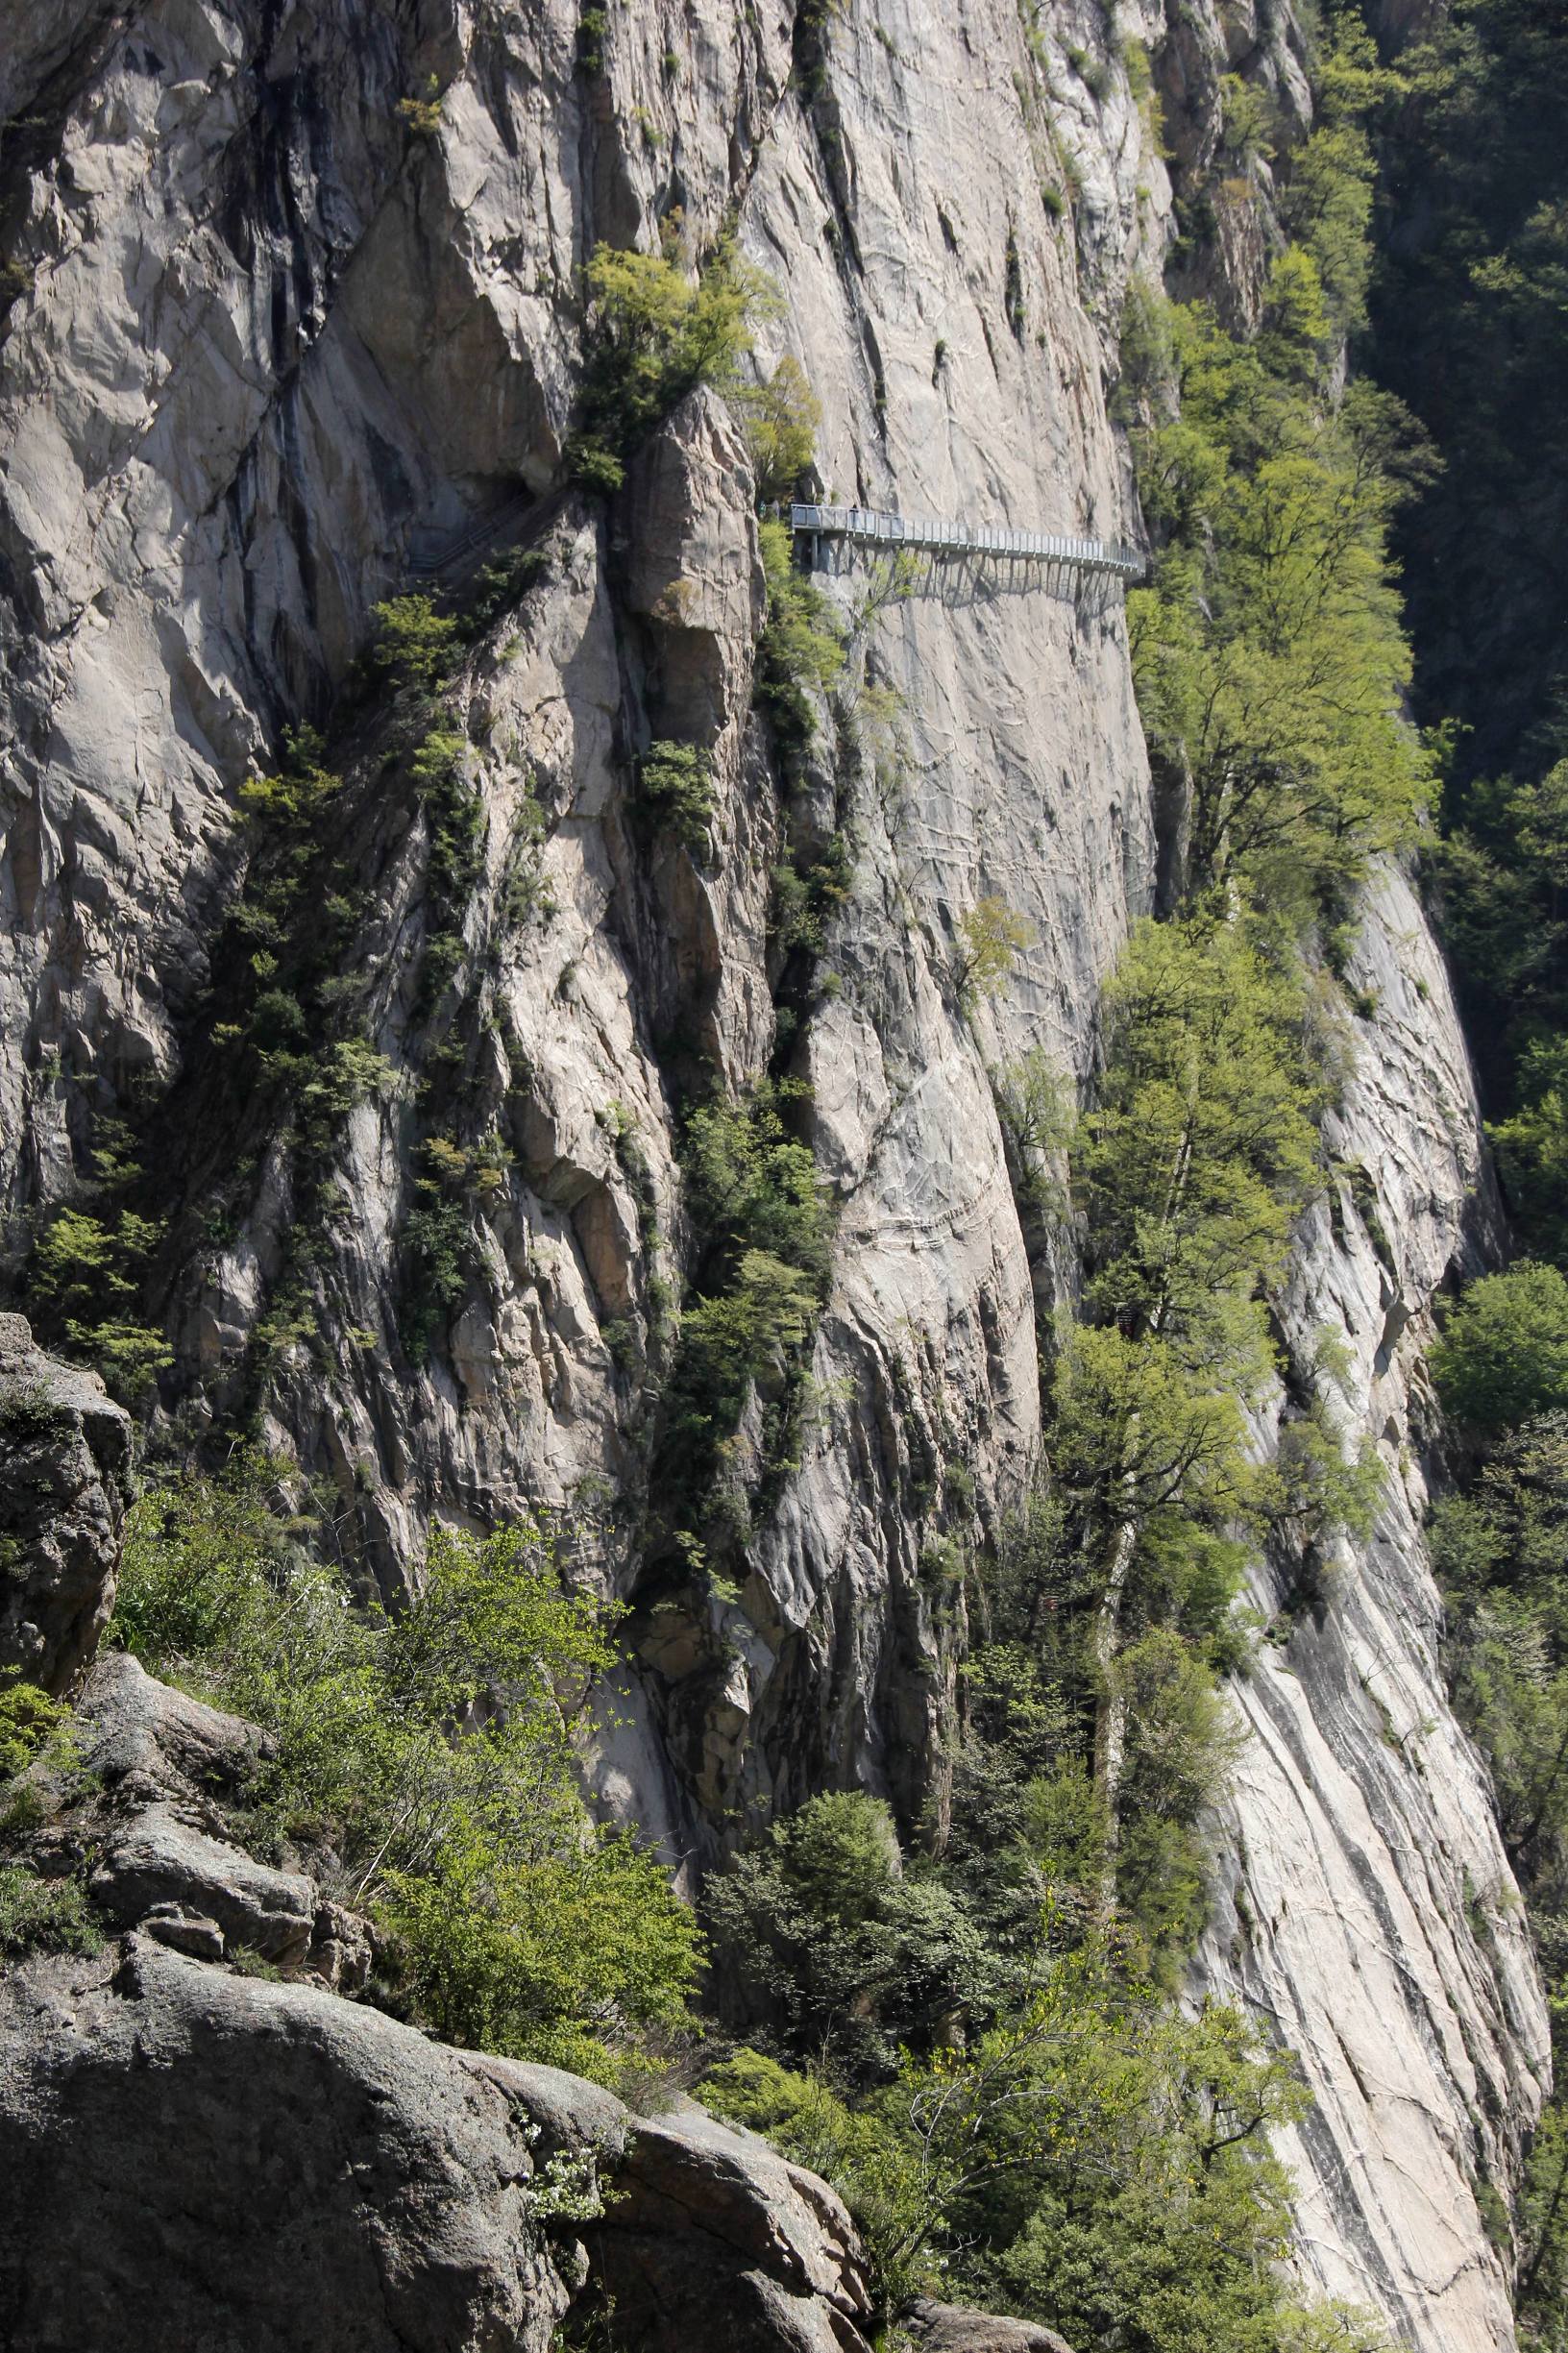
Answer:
[0,5,1547,2343]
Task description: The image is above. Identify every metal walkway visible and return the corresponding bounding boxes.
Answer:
[790,502,1144,584]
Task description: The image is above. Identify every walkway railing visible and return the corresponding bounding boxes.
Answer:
[407,487,538,580]
[790,502,1144,584]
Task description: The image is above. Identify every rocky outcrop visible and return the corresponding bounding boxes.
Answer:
[78,1653,375,1982]
[0,1937,579,2353]
[0,1313,131,1695]
[17,1649,374,1983]
[1,1650,877,2352]
[501,2060,875,2353]
[0,1935,877,2353]
[904,2300,1073,2353]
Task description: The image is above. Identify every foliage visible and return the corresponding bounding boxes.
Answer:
[372,596,462,694]
[26,1202,171,1404]
[1430,758,1568,1258]
[575,9,607,75]
[0,1862,101,1958]
[756,516,845,756]
[1278,13,1391,337]
[703,1792,992,2077]
[1030,915,1329,1933]
[1430,1414,1568,1868]
[1123,15,1432,920]
[956,897,1035,1005]
[655,1083,836,1559]
[637,741,715,853]
[741,355,821,502]
[23,1099,174,1405]
[397,75,444,136]
[111,1463,699,2076]
[702,1937,1364,2351]
[1431,1265,1568,1436]
[0,1680,68,1782]
[1125,282,1430,914]
[568,234,780,492]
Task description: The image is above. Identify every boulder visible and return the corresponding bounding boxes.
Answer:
[27,1652,371,1989]
[0,1656,876,2348]
[484,2059,874,2353]
[0,1315,133,1697]
[0,1935,876,2353]
[904,2299,1075,2353]
[0,1937,576,2353]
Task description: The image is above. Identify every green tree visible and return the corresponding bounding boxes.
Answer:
[703,1791,991,2077]
[742,354,821,501]
[756,515,845,754]
[1431,1264,1568,1435]
[703,1937,1369,2352]
[569,234,781,491]
[1053,914,1322,1905]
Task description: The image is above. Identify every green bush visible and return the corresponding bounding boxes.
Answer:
[1124,28,1431,927]
[27,1202,171,1406]
[637,741,715,852]
[650,1082,836,1556]
[703,1792,991,2076]
[575,9,607,74]
[756,517,844,755]
[955,896,1035,1004]
[372,595,462,693]
[741,355,821,501]
[704,1947,1357,2348]
[112,1468,700,2077]
[0,1862,101,1958]
[0,1681,68,1781]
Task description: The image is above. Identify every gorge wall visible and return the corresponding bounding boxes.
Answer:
[0,2,1548,2346]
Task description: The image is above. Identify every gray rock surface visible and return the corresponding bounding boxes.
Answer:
[904,2301,1074,2353]
[0,1314,132,1694]
[485,2058,874,2353]
[0,1936,579,2353]
[0,4,1550,2346]
[33,1650,369,1986]
[0,1932,872,2353]
[1190,870,1550,2353]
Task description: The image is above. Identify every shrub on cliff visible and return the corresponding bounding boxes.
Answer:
[756,515,845,754]
[568,233,780,491]
[112,1463,699,2079]
[701,1946,1371,2351]
[702,1792,991,2077]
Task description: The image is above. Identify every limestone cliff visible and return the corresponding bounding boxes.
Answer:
[0,3,1548,2346]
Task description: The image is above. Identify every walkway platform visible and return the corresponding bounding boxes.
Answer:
[789,502,1144,583]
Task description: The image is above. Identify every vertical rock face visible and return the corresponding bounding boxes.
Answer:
[0,1313,131,1694]
[0,5,1550,2347]
[1191,873,1550,2351]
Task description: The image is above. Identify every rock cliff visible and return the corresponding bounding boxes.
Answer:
[0,3,1549,2347]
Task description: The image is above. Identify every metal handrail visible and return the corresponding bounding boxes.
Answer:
[790,502,1144,582]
